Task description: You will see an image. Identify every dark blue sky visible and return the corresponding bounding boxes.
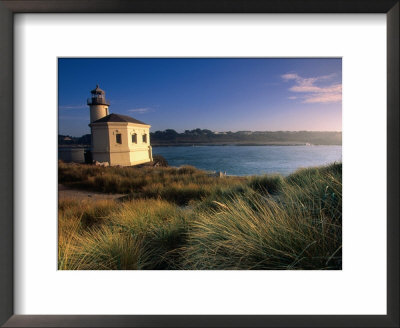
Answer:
[58,58,342,137]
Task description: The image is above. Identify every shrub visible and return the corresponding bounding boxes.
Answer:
[153,155,168,167]
[248,174,284,194]
[177,165,197,175]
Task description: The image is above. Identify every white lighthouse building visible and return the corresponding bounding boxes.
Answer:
[87,85,153,166]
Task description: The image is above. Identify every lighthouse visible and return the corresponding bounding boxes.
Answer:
[87,85,153,166]
[87,85,110,123]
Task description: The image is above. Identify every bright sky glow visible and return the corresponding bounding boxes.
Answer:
[58,58,342,136]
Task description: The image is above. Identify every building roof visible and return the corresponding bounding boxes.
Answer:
[91,113,148,125]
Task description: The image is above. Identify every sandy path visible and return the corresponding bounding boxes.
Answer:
[58,184,128,202]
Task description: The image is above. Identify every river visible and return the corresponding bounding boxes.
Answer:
[152,145,342,176]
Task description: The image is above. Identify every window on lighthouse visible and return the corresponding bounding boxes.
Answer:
[142,134,147,143]
[132,134,137,144]
[116,134,122,144]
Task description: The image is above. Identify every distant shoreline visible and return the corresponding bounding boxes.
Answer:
[58,142,342,149]
[151,142,341,147]
[59,131,342,147]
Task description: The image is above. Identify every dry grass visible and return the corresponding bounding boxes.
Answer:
[58,162,342,270]
[184,163,342,269]
[59,162,244,205]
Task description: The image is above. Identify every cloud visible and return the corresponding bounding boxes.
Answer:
[303,92,342,103]
[127,107,152,114]
[59,105,87,110]
[281,73,300,81]
[282,73,341,104]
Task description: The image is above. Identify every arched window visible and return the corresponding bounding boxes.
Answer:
[142,134,147,143]
[132,133,137,144]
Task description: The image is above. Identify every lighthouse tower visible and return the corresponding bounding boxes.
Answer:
[87,85,153,166]
[87,85,110,123]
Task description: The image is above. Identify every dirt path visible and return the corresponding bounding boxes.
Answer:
[58,184,128,202]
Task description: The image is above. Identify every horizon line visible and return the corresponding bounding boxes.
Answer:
[60,129,342,138]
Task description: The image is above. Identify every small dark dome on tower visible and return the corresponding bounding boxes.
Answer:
[87,85,110,107]
[91,84,105,95]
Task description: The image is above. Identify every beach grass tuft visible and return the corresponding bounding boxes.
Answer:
[58,162,342,270]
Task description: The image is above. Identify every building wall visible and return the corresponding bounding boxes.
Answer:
[127,125,153,163]
[90,104,109,123]
[91,122,152,166]
[93,152,111,163]
[92,125,110,151]
[91,125,111,163]
[109,152,131,166]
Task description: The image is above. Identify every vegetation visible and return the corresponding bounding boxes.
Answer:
[59,162,245,205]
[152,154,169,167]
[58,130,342,147]
[150,129,342,146]
[58,162,342,270]
[58,134,91,146]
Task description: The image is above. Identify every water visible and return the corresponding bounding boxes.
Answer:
[152,145,342,176]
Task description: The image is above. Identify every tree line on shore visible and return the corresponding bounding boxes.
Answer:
[58,129,342,146]
[150,129,342,145]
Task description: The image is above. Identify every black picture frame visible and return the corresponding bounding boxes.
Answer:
[0,1,398,327]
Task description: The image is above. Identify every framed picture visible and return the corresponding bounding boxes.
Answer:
[0,0,398,327]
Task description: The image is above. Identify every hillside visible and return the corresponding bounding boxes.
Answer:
[150,129,342,146]
[59,130,342,146]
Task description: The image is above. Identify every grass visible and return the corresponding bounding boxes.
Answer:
[59,162,244,205]
[58,161,342,270]
[184,163,342,270]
